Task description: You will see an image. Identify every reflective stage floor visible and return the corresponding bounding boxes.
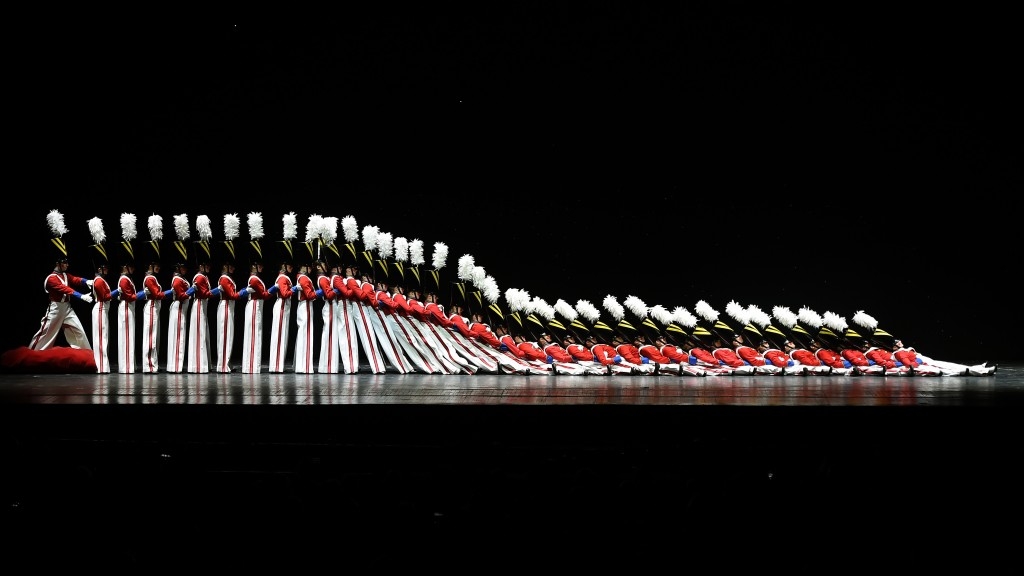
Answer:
[3,365,1022,568]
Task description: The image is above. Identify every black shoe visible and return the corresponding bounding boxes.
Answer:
[652,364,660,375]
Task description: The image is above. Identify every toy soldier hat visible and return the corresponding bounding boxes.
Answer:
[247,237,264,266]
[276,238,295,267]
[45,209,70,263]
[86,216,108,270]
[118,238,137,267]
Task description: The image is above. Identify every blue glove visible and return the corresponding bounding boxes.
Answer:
[613,355,622,363]
[237,291,249,300]
[895,361,904,367]
[185,286,196,297]
[315,288,324,298]
[109,289,120,299]
[867,359,875,366]
[499,344,508,352]
[689,356,698,365]
[641,357,650,364]
[843,360,851,368]
[787,360,794,367]
[211,287,221,297]
[163,289,173,298]
[72,291,83,299]
[268,285,279,294]
[546,355,554,364]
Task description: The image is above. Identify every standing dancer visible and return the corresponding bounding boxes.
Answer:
[267,212,297,374]
[240,212,270,374]
[186,214,215,374]
[140,215,171,374]
[165,214,192,374]
[86,217,114,373]
[214,213,247,373]
[115,213,144,374]
[29,210,93,352]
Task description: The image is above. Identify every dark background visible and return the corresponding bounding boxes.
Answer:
[8,8,1020,364]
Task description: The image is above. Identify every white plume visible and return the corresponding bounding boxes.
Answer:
[394,237,409,263]
[726,300,748,326]
[341,215,359,243]
[747,304,771,328]
[624,295,648,318]
[409,239,425,266]
[458,254,475,280]
[120,213,138,241]
[531,297,554,320]
[773,306,797,329]
[87,217,106,245]
[822,311,847,332]
[575,299,600,323]
[650,304,672,326]
[46,210,68,237]
[321,216,338,244]
[431,242,448,270]
[282,212,297,240]
[377,232,393,258]
[471,266,486,286]
[852,310,878,331]
[505,287,531,312]
[247,212,264,240]
[304,214,324,243]
[797,306,822,329]
[554,299,577,321]
[694,300,718,322]
[672,306,698,329]
[480,275,499,303]
[362,225,379,251]
[223,213,240,241]
[174,214,190,241]
[196,215,212,242]
[148,215,163,241]
[603,295,625,322]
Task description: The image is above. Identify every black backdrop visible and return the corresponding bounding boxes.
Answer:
[8,9,1021,363]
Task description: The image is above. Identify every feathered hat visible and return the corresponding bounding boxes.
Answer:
[373,230,393,284]
[771,306,811,348]
[246,212,265,267]
[820,311,853,349]
[694,299,730,346]
[143,214,163,267]
[339,215,360,269]
[503,287,531,338]
[171,213,190,267]
[118,212,138,267]
[302,214,327,270]
[852,310,895,350]
[623,295,664,344]
[391,236,409,288]
[602,295,637,343]
[218,213,241,267]
[406,238,426,291]
[86,216,109,271]
[649,304,686,346]
[194,214,213,267]
[45,209,70,263]
[359,224,379,280]
[725,300,766,346]
[276,211,298,268]
[318,216,340,270]
[575,298,617,343]
[425,241,448,297]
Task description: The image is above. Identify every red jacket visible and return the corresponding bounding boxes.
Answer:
[815,347,846,369]
[688,346,719,366]
[865,347,897,369]
[192,272,214,299]
[273,272,293,300]
[118,274,141,302]
[840,348,871,367]
[295,272,318,301]
[470,323,501,348]
[217,274,243,300]
[543,342,574,363]
[499,334,527,358]
[638,344,672,364]
[591,343,619,365]
[763,348,790,368]
[614,343,644,364]
[448,313,474,338]
[44,272,89,302]
[93,275,115,302]
[246,274,271,300]
[735,345,767,366]
[565,343,595,362]
[517,340,547,362]
[712,347,745,368]
[659,344,690,364]
[170,273,190,301]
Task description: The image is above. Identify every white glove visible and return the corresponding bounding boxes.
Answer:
[86,279,94,288]
[244,287,255,294]
[144,287,151,295]
[81,293,94,304]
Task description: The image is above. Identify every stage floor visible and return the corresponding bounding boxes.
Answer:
[3,366,1022,568]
